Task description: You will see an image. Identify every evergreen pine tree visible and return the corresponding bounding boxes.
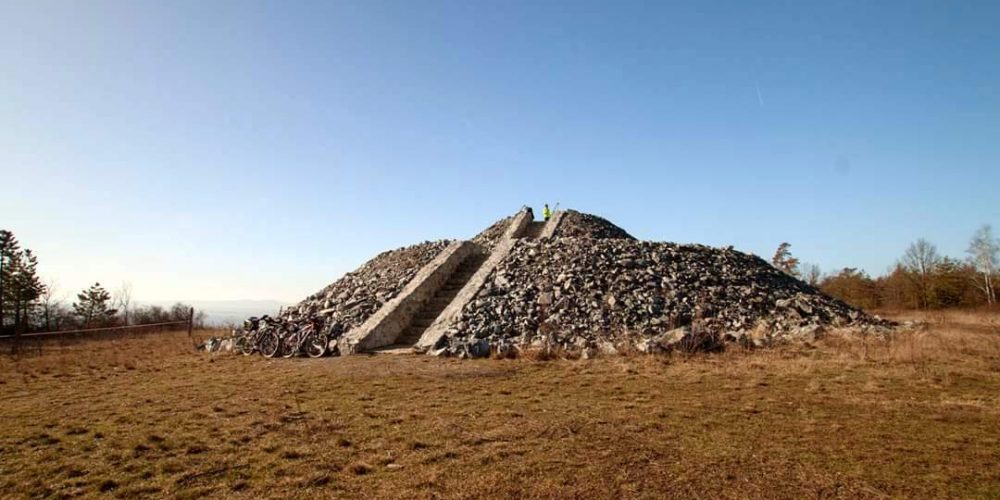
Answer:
[74,283,112,328]
[6,249,45,332]
[771,242,801,277]
[0,230,21,332]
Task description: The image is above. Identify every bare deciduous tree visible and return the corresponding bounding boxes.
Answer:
[114,282,133,326]
[967,224,997,305]
[40,279,61,331]
[900,238,941,309]
[801,263,822,287]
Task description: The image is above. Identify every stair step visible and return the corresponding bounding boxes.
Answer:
[520,221,547,239]
[396,330,427,343]
[393,251,491,347]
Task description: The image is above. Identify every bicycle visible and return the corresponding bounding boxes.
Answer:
[234,315,281,358]
[278,316,328,358]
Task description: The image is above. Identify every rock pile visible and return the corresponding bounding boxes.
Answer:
[435,237,889,357]
[554,210,635,240]
[280,240,451,334]
[472,215,514,251]
[250,207,889,359]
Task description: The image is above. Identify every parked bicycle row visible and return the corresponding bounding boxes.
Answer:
[232,315,344,358]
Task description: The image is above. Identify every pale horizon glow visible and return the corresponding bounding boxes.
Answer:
[2,1,998,304]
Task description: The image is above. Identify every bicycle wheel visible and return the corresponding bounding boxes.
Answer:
[280,333,298,358]
[305,332,328,358]
[236,334,253,356]
[259,330,281,358]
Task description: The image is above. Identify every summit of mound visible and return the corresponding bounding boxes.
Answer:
[554,210,635,239]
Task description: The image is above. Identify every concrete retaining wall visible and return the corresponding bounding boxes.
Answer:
[415,208,534,351]
[343,240,474,353]
[539,210,564,239]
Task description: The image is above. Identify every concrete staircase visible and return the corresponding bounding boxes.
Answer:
[520,220,547,239]
[388,251,490,349]
[359,208,537,355]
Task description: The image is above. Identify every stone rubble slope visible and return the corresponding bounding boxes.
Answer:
[438,237,889,357]
[554,210,635,240]
[471,215,513,251]
[280,240,452,334]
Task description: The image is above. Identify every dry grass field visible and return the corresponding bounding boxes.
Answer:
[1,311,998,499]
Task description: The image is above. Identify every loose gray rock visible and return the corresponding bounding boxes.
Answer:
[553,210,635,240]
[247,209,892,358]
[435,237,890,354]
[472,216,514,251]
[279,240,452,335]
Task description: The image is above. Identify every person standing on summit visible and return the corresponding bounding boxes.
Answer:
[543,204,552,222]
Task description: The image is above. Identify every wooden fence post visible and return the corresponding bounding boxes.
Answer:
[187,307,194,342]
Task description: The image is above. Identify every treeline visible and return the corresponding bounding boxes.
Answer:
[773,225,998,311]
[1,229,205,336]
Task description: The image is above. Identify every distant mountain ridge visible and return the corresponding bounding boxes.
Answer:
[138,300,290,326]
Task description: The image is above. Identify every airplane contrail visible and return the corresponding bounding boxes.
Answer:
[755,82,765,108]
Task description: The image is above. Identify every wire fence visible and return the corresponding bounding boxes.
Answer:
[0,320,188,339]
[0,308,197,354]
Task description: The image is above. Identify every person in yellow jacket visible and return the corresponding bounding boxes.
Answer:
[542,204,552,221]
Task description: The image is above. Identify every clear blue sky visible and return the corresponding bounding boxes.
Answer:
[2,0,998,302]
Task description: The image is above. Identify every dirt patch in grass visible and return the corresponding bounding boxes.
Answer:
[0,312,998,498]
